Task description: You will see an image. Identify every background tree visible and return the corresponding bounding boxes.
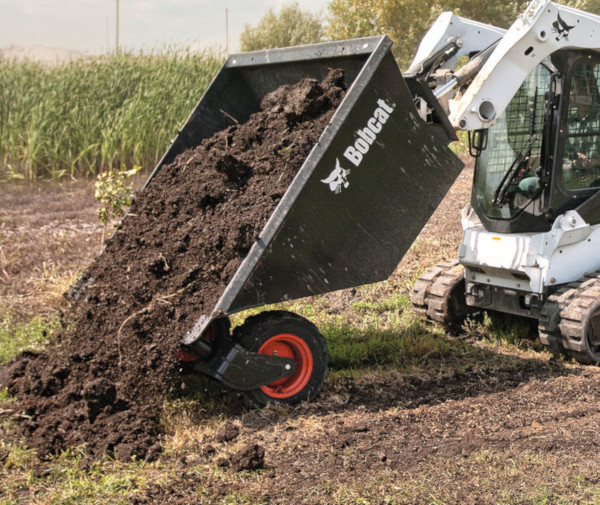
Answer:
[240,2,325,51]
[327,0,600,70]
[327,0,435,68]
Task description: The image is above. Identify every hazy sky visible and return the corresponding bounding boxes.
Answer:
[0,0,331,54]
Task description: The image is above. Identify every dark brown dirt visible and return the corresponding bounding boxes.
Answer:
[234,366,600,505]
[231,443,265,471]
[8,154,600,504]
[216,422,239,443]
[129,359,599,505]
[0,70,346,462]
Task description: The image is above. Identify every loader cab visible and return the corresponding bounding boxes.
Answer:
[471,50,600,233]
[552,50,600,224]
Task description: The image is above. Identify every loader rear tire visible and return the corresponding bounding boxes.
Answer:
[539,272,600,364]
[233,311,328,406]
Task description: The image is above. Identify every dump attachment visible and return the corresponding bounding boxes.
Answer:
[146,36,463,398]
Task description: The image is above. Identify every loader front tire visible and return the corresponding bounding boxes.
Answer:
[233,311,328,406]
[412,259,470,332]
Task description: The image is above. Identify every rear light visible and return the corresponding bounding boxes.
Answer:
[174,348,200,362]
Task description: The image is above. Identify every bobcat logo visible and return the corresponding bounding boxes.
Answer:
[321,159,351,194]
[552,13,575,41]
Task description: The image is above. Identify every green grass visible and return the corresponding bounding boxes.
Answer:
[231,292,475,376]
[0,443,147,505]
[0,313,57,364]
[449,130,470,158]
[462,310,537,348]
[0,288,577,505]
[323,310,452,372]
[0,49,223,180]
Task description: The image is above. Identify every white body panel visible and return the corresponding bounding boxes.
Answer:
[450,0,600,130]
[412,0,600,295]
[410,12,506,71]
[460,208,599,293]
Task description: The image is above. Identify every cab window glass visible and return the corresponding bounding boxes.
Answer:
[562,61,600,191]
[474,65,550,219]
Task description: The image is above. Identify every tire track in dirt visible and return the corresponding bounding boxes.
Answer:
[205,365,600,504]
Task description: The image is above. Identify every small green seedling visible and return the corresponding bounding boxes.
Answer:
[95,164,141,250]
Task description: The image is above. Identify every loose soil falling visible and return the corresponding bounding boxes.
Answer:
[0,70,346,461]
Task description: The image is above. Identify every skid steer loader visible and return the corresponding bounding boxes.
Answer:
[144,0,600,405]
[409,0,600,366]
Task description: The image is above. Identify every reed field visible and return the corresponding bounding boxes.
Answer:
[0,49,223,180]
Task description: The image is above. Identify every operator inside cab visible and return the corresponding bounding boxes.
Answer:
[562,60,600,191]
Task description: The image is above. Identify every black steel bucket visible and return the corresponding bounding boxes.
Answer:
[141,36,464,345]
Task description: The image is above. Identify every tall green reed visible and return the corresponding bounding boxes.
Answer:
[0,48,223,180]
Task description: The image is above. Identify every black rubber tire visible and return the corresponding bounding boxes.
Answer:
[233,310,329,406]
[412,260,472,332]
[569,300,600,365]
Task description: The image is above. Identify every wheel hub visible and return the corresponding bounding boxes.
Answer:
[258,333,313,398]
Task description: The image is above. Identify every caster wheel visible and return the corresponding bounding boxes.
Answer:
[233,310,328,406]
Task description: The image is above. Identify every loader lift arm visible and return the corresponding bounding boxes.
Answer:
[412,0,600,367]
[403,13,506,140]
[408,12,506,74]
[448,0,600,131]
[408,0,600,133]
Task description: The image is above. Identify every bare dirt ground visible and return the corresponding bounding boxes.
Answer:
[3,160,600,504]
[0,181,101,321]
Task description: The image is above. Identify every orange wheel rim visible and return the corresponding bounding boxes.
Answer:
[258,333,313,398]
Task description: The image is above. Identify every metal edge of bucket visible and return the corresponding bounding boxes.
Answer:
[226,36,387,68]
[182,36,394,345]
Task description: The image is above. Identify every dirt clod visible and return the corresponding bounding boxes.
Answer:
[231,443,265,472]
[0,70,346,461]
[202,444,216,457]
[215,456,230,468]
[350,422,369,433]
[216,422,239,443]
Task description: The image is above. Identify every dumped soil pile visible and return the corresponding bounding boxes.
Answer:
[0,70,346,461]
